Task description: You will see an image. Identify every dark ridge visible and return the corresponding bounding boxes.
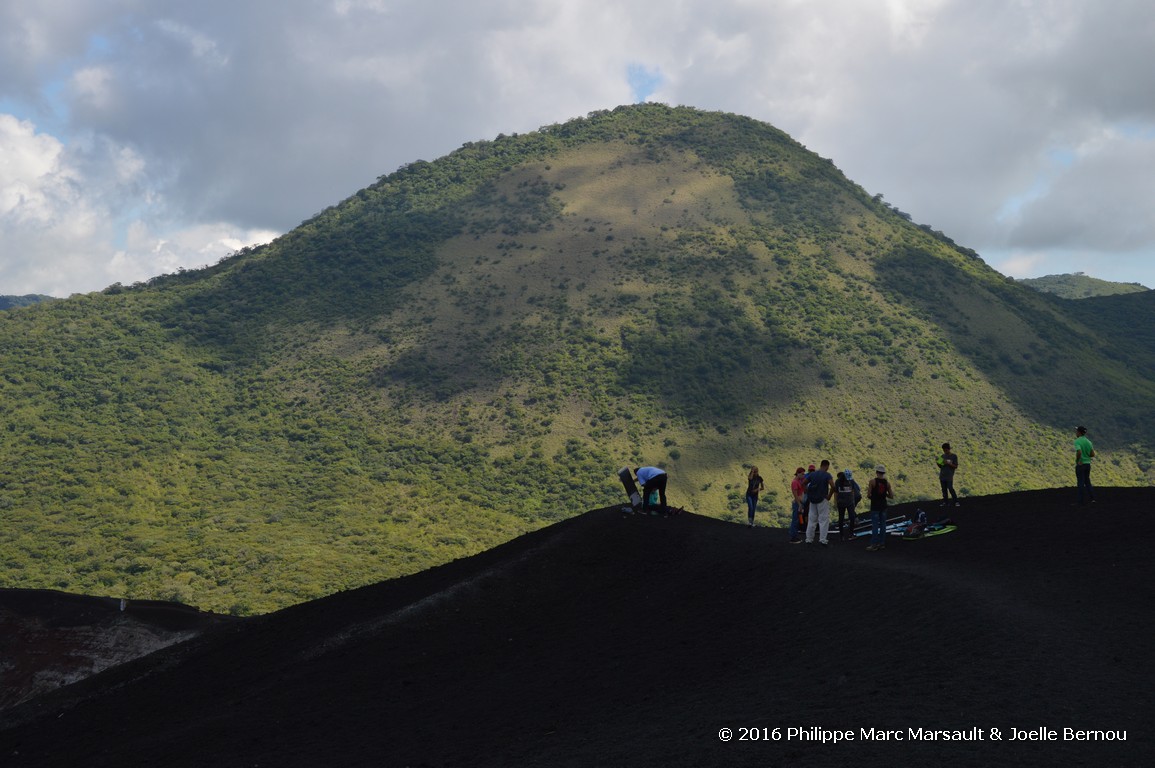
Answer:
[0,487,1150,766]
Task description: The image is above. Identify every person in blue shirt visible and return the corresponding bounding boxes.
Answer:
[634,466,668,515]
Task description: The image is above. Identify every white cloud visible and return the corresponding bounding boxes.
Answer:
[0,114,107,294]
[70,65,115,112]
[2,0,1155,294]
[988,251,1049,280]
[1009,128,1155,252]
[0,112,273,295]
[0,114,74,219]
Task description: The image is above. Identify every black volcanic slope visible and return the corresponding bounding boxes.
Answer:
[1,488,1151,767]
[0,591,230,711]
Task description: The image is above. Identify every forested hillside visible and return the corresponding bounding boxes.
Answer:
[1019,272,1149,298]
[0,295,55,310]
[2,105,1151,613]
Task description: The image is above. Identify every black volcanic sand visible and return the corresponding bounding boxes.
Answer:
[0,590,232,711]
[1,487,1151,767]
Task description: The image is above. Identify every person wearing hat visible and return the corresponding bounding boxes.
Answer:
[865,465,895,551]
[937,442,959,506]
[1073,426,1096,505]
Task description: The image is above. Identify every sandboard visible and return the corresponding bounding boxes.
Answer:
[853,515,909,538]
[843,513,902,535]
[851,512,904,529]
[618,467,642,511]
[885,521,915,536]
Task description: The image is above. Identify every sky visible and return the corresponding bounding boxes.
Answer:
[2,0,1154,297]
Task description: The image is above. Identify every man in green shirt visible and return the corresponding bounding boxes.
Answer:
[1074,426,1096,505]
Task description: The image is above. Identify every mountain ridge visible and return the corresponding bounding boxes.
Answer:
[0,487,1150,766]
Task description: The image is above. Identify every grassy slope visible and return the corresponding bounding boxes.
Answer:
[1,105,1150,614]
[1019,272,1150,298]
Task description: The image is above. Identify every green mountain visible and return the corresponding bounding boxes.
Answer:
[1019,272,1150,299]
[0,295,56,310]
[2,104,1152,614]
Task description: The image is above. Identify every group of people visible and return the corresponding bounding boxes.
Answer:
[779,461,895,549]
[645,424,1098,538]
[743,441,963,551]
[742,460,892,548]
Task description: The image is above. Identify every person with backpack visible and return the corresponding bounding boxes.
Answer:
[834,470,861,540]
[744,466,765,527]
[866,465,895,551]
[937,442,959,506]
[804,460,835,546]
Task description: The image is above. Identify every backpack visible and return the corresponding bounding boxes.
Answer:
[905,508,929,538]
[807,473,829,503]
[870,477,890,502]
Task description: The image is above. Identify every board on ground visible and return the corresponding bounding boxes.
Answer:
[903,521,956,539]
[844,513,904,537]
[853,515,910,538]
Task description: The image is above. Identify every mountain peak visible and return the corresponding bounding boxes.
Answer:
[1,106,1153,614]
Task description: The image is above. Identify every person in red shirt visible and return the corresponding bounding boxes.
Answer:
[788,467,807,543]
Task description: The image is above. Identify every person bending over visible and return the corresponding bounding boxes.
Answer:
[635,466,669,515]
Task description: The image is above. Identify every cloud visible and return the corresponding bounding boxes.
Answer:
[1008,128,1155,252]
[0,113,273,295]
[2,0,1155,294]
[988,251,1049,280]
[0,113,108,294]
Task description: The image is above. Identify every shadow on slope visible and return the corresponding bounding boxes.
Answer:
[875,247,1155,448]
[1,488,1151,767]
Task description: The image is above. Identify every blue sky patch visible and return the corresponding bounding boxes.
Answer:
[627,63,663,103]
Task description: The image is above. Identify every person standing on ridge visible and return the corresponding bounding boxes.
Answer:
[866,465,895,552]
[745,466,765,527]
[1073,426,1096,505]
[788,467,807,543]
[834,469,861,539]
[805,460,835,546]
[937,442,959,506]
[635,466,669,515]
